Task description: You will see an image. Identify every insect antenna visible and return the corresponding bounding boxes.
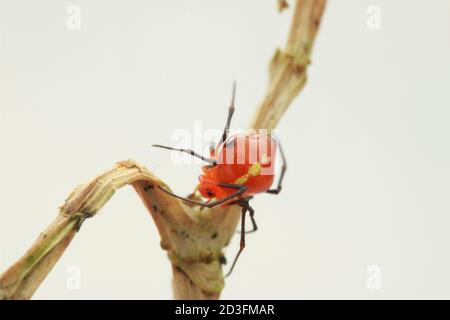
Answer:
[220,81,236,144]
[152,144,217,165]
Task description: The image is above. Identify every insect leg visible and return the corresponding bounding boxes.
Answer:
[266,141,287,194]
[157,182,246,208]
[153,144,217,165]
[232,199,257,234]
[245,205,257,233]
[225,203,248,277]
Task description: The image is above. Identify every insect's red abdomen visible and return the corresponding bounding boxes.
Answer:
[198,133,277,204]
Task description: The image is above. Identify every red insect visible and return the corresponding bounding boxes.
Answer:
[154,83,286,276]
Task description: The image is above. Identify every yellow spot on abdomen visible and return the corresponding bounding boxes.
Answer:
[234,162,262,185]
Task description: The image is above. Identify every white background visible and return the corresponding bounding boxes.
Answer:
[1,0,450,299]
